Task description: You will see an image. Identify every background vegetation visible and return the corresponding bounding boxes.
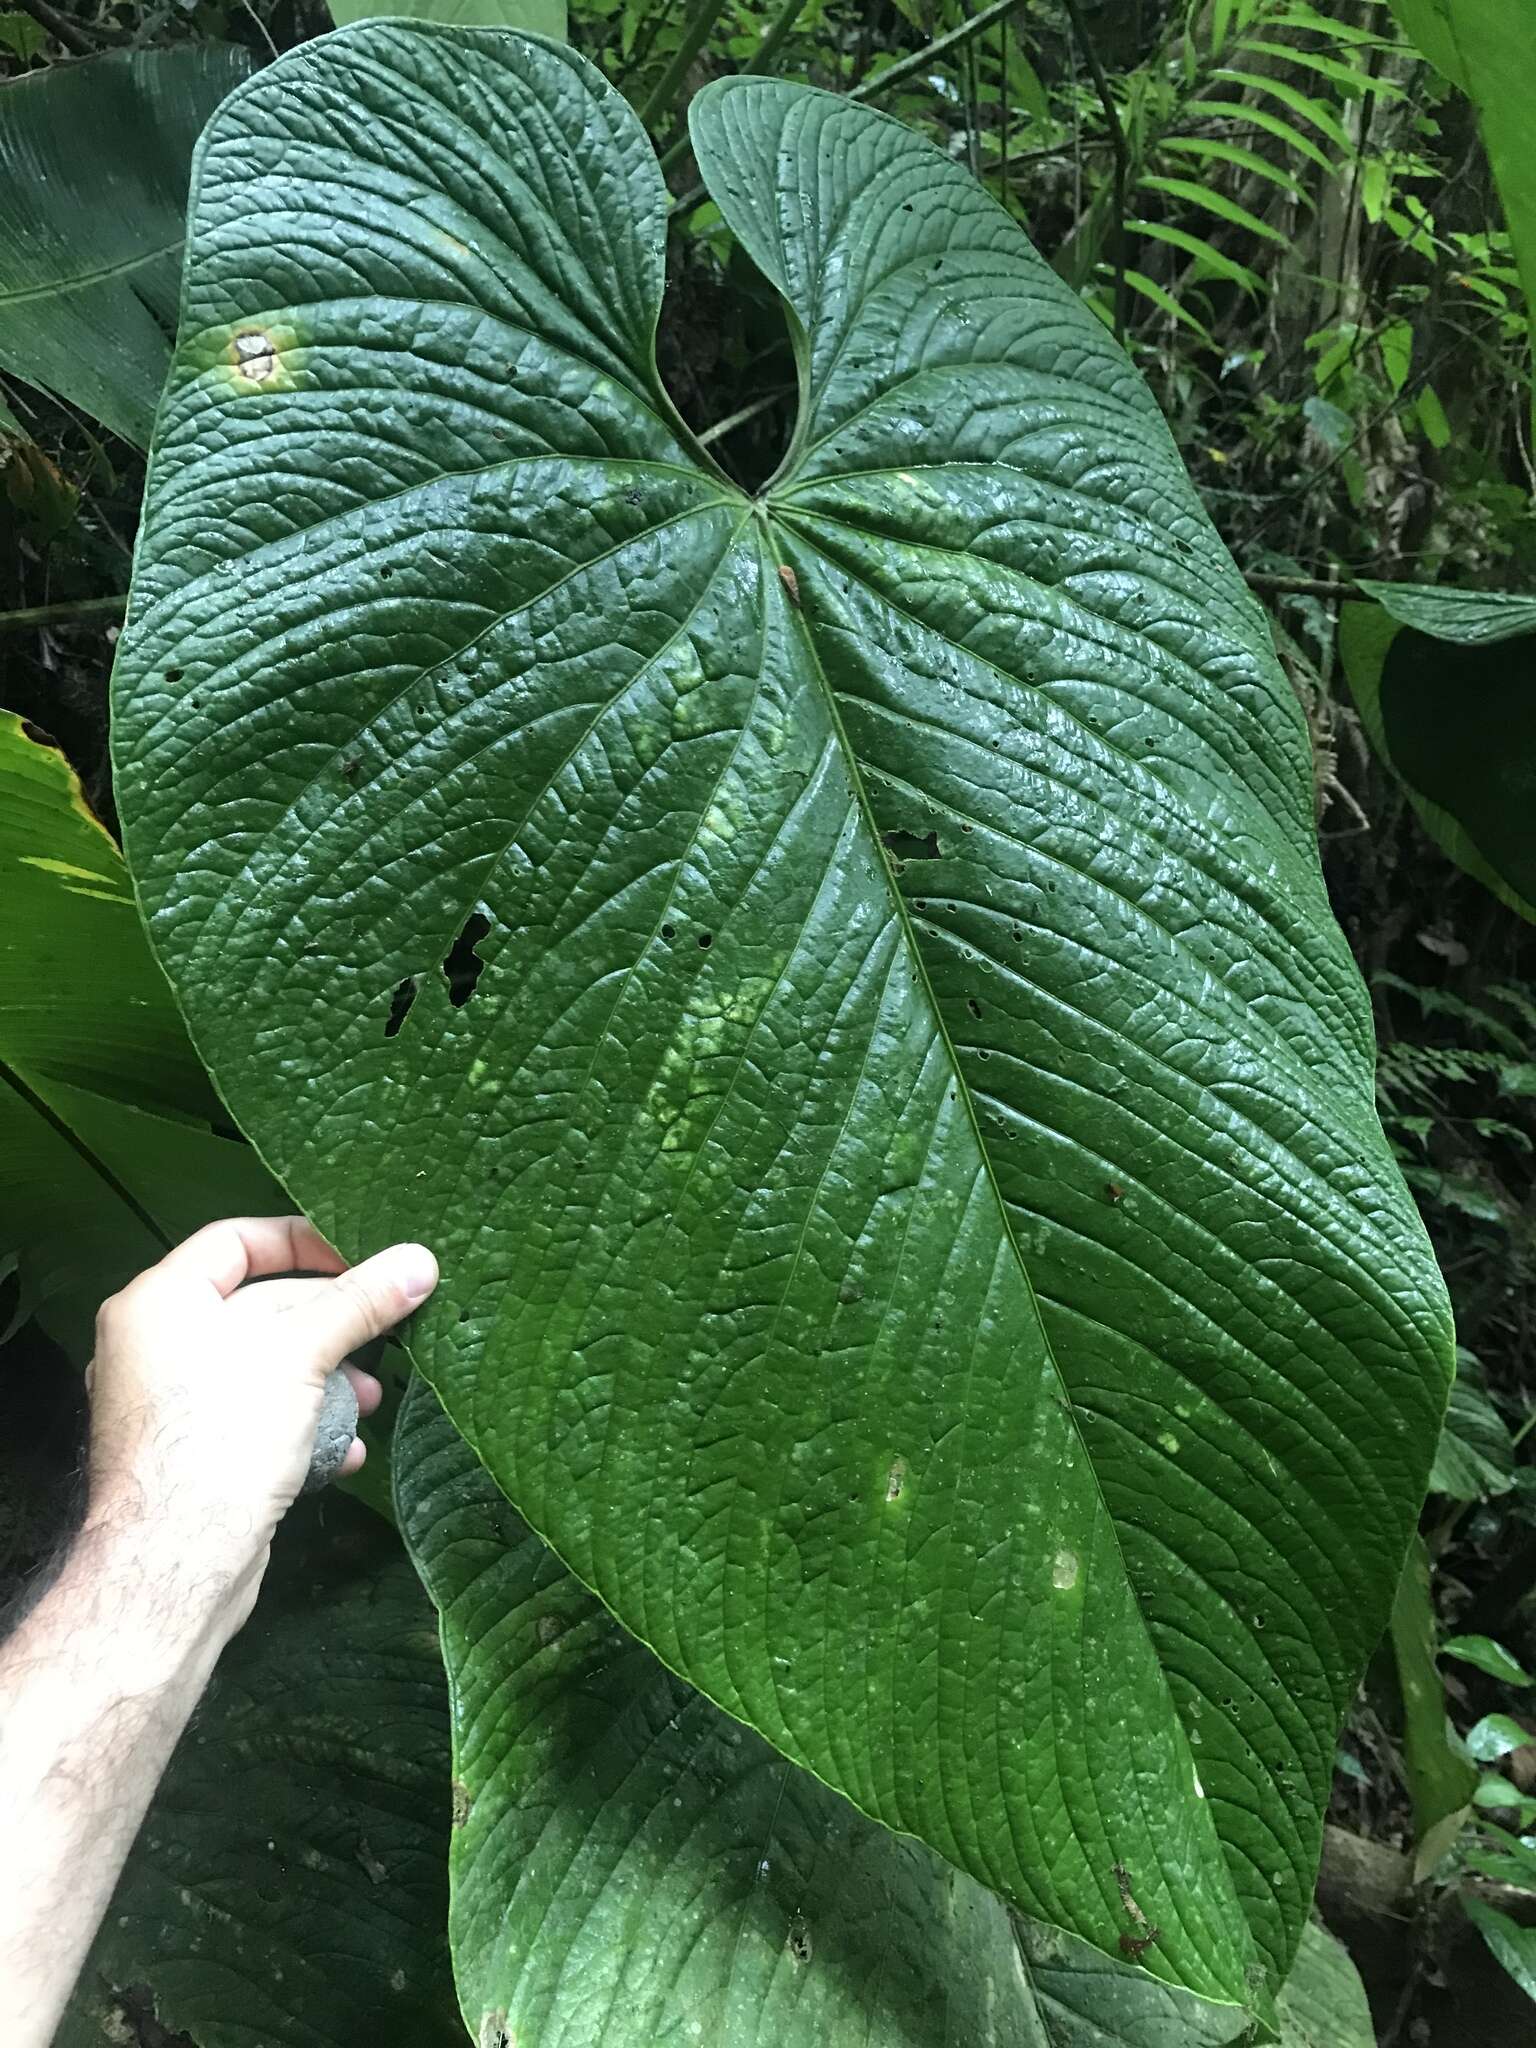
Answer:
[3,2,1535,2042]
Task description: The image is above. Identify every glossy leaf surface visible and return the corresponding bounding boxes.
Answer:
[58,1494,461,2048]
[397,1377,1248,2048]
[0,711,276,1354]
[1340,582,1536,922]
[113,25,1452,2005]
[0,46,251,444]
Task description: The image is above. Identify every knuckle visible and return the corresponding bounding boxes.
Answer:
[334,1268,394,1329]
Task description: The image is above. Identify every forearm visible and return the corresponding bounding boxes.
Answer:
[0,1507,254,2048]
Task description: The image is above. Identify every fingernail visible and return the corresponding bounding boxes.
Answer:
[396,1243,439,1307]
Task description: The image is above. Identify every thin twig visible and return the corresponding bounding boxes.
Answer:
[11,0,100,54]
[962,32,983,182]
[0,594,126,634]
[742,0,809,77]
[848,0,1018,105]
[999,12,1012,213]
[697,388,793,447]
[621,0,679,95]
[1062,0,1130,342]
[636,0,728,132]
[1244,571,1363,600]
[237,0,278,64]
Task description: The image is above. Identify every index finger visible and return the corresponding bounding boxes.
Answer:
[152,1215,348,1298]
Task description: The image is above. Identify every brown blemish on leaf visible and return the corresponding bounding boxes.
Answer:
[479,2011,512,2048]
[1112,1863,1160,1957]
[788,1914,813,1964]
[452,1779,473,1827]
[231,329,278,382]
[778,563,800,606]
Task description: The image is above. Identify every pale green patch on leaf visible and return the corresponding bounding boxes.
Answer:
[1443,1635,1533,1687]
[0,47,251,444]
[1465,1714,1535,1764]
[112,24,1452,2009]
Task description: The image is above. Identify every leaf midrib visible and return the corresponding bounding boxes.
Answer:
[0,236,182,311]
[755,514,1248,1989]
[0,1052,172,1251]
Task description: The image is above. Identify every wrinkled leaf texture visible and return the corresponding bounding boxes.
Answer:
[397,1374,1251,2048]
[112,24,1452,2011]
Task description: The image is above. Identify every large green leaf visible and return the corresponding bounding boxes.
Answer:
[1339,582,1536,922]
[57,1492,462,2047]
[111,25,1452,2008]
[0,46,252,445]
[397,1376,1248,2048]
[0,711,277,1355]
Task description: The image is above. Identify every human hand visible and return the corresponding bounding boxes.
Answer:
[86,1216,437,1638]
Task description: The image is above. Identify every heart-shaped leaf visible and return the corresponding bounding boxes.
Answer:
[397,1374,1250,2048]
[112,24,1452,2008]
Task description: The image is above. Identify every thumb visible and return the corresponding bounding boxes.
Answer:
[295,1243,438,1368]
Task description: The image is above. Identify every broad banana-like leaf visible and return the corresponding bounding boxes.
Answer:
[1386,3,1536,396]
[57,1494,461,2048]
[0,46,252,445]
[0,711,277,1355]
[1339,582,1536,922]
[397,1376,1248,2048]
[111,25,1452,2009]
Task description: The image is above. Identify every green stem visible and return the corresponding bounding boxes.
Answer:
[848,0,1019,105]
[0,594,127,634]
[636,0,730,132]
[743,0,810,76]
[1062,0,1130,342]
[621,0,679,97]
